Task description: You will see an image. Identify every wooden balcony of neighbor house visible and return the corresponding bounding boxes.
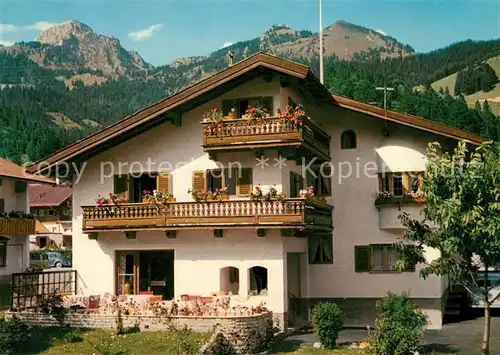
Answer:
[81,199,333,233]
[0,218,36,236]
[201,117,331,162]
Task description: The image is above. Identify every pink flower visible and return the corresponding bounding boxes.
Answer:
[109,192,113,196]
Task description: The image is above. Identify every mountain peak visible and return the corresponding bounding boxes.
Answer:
[36,20,95,45]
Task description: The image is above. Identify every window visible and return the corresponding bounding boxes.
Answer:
[222,97,274,117]
[38,236,47,248]
[193,168,252,197]
[116,172,172,203]
[378,172,424,196]
[0,199,4,214]
[308,233,333,264]
[14,181,27,193]
[220,266,239,295]
[355,244,415,272]
[0,237,7,267]
[249,266,268,295]
[340,130,357,149]
[306,166,332,197]
[392,173,404,197]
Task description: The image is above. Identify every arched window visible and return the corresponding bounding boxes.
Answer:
[341,130,357,149]
[248,266,268,296]
[219,266,239,295]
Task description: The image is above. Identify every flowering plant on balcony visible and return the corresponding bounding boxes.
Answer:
[250,185,264,202]
[188,188,207,202]
[201,108,224,123]
[299,186,315,198]
[214,186,230,200]
[373,191,426,205]
[0,211,35,220]
[96,193,127,207]
[244,105,270,120]
[141,190,156,203]
[277,104,307,124]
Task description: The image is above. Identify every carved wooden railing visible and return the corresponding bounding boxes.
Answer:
[202,116,331,160]
[82,198,333,231]
[0,219,36,236]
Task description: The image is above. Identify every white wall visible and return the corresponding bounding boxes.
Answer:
[0,178,29,213]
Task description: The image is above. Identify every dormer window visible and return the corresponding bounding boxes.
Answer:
[341,130,357,149]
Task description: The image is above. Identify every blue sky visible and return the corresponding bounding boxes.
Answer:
[1,0,499,66]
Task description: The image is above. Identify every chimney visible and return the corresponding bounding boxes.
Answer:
[227,51,235,67]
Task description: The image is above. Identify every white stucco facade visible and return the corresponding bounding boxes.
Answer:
[71,75,454,329]
[0,177,30,281]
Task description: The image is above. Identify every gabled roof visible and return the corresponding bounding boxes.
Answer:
[27,52,488,174]
[0,158,55,184]
[29,184,72,207]
[331,94,488,144]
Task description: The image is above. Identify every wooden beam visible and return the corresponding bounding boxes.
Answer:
[125,231,136,239]
[165,230,177,238]
[256,229,266,237]
[213,229,223,238]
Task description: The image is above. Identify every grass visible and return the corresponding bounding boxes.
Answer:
[272,339,368,355]
[17,327,211,355]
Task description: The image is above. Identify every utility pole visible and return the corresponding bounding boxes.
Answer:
[375,86,394,118]
[319,0,324,84]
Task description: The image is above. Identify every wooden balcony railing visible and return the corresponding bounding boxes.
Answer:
[0,219,36,236]
[202,116,331,161]
[82,199,333,232]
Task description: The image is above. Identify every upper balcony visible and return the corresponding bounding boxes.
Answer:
[0,218,36,236]
[201,116,331,162]
[81,198,333,234]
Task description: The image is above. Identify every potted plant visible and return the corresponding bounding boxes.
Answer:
[142,190,155,203]
[244,105,270,121]
[250,185,264,202]
[299,186,315,199]
[188,188,206,202]
[216,186,229,201]
[206,189,214,201]
[165,192,176,202]
[277,104,307,125]
[201,108,223,123]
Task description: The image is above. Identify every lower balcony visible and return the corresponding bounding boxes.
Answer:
[0,219,36,236]
[81,199,333,233]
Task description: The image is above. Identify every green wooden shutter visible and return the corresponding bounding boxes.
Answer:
[222,100,237,116]
[0,198,4,213]
[113,175,129,201]
[354,246,371,272]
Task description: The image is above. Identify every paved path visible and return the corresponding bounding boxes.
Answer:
[281,313,500,354]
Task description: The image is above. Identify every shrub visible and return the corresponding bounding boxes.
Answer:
[63,330,83,343]
[369,293,428,355]
[0,317,29,353]
[312,302,343,349]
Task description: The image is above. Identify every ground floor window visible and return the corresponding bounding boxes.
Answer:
[308,233,333,264]
[355,244,415,272]
[249,266,268,296]
[116,250,174,300]
[0,237,7,267]
[220,266,239,295]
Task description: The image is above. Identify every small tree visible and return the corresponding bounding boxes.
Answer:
[397,141,500,355]
[312,302,343,349]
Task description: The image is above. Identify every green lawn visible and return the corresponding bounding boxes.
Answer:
[272,340,368,355]
[17,327,210,355]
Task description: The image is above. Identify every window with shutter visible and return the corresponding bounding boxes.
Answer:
[0,198,4,214]
[156,172,171,194]
[308,233,333,264]
[223,168,237,195]
[207,169,223,192]
[236,168,252,197]
[354,246,371,272]
[192,171,206,192]
[114,175,129,201]
[289,171,303,198]
[222,100,237,116]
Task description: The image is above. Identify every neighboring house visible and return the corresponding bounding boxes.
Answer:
[0,158,54,285]
[28,53,487,330]
[29,184,73,250]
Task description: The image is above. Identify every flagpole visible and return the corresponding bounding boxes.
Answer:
[319,0,324,84]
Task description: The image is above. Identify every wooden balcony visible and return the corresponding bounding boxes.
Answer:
[82,199,333,233]
[202,117,331,162]
[0,219,36,236]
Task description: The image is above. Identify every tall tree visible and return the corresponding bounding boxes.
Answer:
[397,141,500,355]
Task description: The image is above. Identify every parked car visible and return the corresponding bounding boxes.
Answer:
[29,251,71,270]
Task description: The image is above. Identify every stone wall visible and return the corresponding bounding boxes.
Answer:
[5,311,273,354]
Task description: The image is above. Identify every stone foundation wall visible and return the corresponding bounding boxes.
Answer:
[5,311,273,354]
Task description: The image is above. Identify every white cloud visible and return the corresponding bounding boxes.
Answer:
[221,41,233,49]
[0,24,19,33]
[0,40,15,47]
[128,24,163,41]
[375,29,387,36]
[25,21,64,31]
